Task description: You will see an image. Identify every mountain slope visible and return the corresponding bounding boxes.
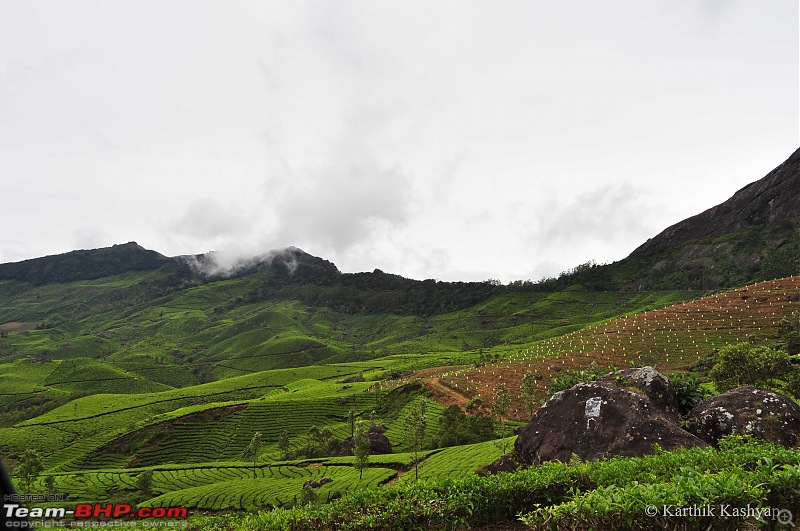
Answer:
[633,147,800,256]
[0,242,172,284]
[540,147,800,292]
[622,146,800,289]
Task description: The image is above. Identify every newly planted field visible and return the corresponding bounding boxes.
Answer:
[438,276,800,420]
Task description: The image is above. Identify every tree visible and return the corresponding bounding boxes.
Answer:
[17,449,44,492]
[521,371,538,419]
[299,484,319,506]
[405,399,427,481]
[277,430,291,461]
[136,469,154,496]
[302,426,327,458]
[435,404,495,448]
[43,474,55,494]
[492,384,512,455]
[437,404,464,447]
[242,432,263,478]
[710,343,793,392]
[353,420,370,481]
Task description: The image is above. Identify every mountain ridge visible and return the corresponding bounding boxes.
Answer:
[630,146,800,257]
[1,147,799,293]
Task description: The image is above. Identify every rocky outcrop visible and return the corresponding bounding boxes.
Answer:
[596,366,680,417]
[687,387,800,447]
[477,455,519,476]
[339,424,393,456]
[630,147,800,258]
[303,479,320,489]
[514,377,707,466]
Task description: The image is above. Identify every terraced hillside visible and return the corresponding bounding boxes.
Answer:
[434,276,800,420]
[0,272,798,513]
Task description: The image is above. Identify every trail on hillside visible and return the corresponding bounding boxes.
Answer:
[421,377,472,410]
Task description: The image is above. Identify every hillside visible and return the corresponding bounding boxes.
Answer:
[622,146,800,290]
[0,148,799,526]
[0,242,172,285]
[535,147,800,292]
[436,275,800,420]
[1,274,799,517]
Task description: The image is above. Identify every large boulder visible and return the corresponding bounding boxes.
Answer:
[687,386,800,447]
[339,424,393,456]
[515,380,706,466]
[596,366,680,417]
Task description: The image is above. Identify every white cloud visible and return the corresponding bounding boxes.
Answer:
[0,1,796,282]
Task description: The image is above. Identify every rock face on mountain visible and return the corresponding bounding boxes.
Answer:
[687,387,800,447]
[618,147,800,290]
[514,371,706,466]
[632,148,800,257]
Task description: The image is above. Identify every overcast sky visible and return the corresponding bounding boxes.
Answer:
[1,1,797,282]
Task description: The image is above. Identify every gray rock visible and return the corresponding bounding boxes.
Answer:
[596,366,680,417]
[687,386,800,447]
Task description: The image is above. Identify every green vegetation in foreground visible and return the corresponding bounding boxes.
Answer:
[185,436,800,531]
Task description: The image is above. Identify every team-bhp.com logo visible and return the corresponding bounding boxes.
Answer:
[4,503,188,527]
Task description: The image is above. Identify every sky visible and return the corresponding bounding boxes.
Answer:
[1,1,797,283]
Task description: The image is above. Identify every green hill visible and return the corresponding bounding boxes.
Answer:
[1,148,799,527]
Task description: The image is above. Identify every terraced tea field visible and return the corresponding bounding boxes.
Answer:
[37,462,397,510]
[4,262,799,516]
[395,437,516,484]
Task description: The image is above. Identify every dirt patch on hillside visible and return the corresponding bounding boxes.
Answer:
[0,321,37,332]
[420,378,471,410]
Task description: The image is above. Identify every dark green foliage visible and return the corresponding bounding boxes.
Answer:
[548,363,606,396]
[404,400,427,481]
[0,242,171,285]
[491,384,511,454]
[669,373,706,417]
[136,469,154,496]
[43,474,55,493]
[709,342,793,391]
[353,420,370,481]
[0,390,91,427]
[520,370,538,419]
[239,266,502,317]
[299,484,320,507]
[242,432,264,478]
[277,430,291,461]
[777,310,800,337]
[298,426,338,459]
[434,405,493,448]
[16,449,43,492]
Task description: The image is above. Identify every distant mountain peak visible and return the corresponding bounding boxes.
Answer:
[0,242,171,284]
[179,246,340,279]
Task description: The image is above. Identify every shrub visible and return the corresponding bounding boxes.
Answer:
[709,343,793,391]
[669,373,706,416]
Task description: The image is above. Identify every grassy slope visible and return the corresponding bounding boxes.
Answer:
[2,270,800,514]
